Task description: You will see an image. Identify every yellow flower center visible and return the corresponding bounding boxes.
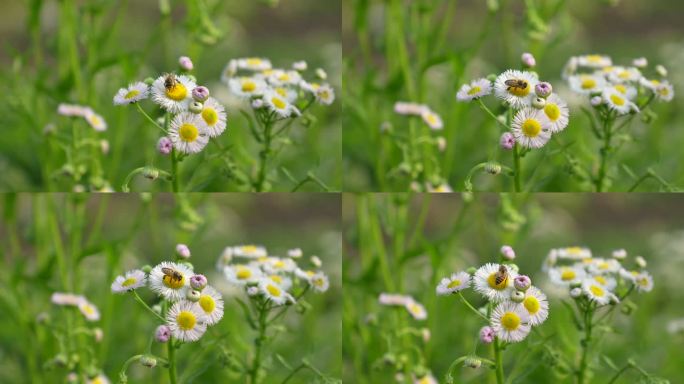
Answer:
[273,260,285,268]
[487,272,508,290]
[241,245,258,253]
[581,77,596,89]
[638,278,649,287]
[651,79,661,86]
[595,276,607,285]
[501,312,521,331]
[177,310,196,330]
[270,275,283,283]
[275,87,288,97]
[83,305,95,315]
[521,118,541,138]
[408,303,422,315]
[165,83,187,101]
[523,296,540,314]
[560,269,576,281]
[447,280,462,289]
[305,270,315,277]
[544,103,560,121]
[162,274,185,289]
[242,80,256,92]
[467,86,482,95]
[266,284,282,297]
[236,267,252,280]
[278,74,290,82]
[202,108,218,126]
[271,97,286,110]
[618,71,630,79]
[586,55,603,63]
[92,377,105,384]
[589,285,605,297]
[246,58,262,66]
[610,94,625,106]
[199,295,216,313]
[121,277,137,287]
[179,123,199,142]
[124,90,140,99]
[658,87,670,96]
[567,247,583,254]
[313,277,325,287]
[598,261,610,270]
[614,84,627,94]
[426,114,437,125]
[507,79,530,96]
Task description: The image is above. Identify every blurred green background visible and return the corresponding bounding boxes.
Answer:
[343,0,684,191]
[343,193,684,382]
[0,0,341,191]
[0,193,341,382]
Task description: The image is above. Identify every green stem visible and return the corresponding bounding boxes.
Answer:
[168,340,177,384]
[171,149,180,192]
[457,292,489,322]
[131,291,165,322]
[607,363,632,384]
[250,301,269,384]
[494,338,505,384]
[577,305,594,384]
[255,121,273,192]
[477,99,508,130]
[135,103,166,132]
[596,115,614,192]
[513,144,522,192]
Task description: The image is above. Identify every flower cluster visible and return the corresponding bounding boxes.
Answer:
[378,293,428,320]
[437,248,549,343]
[113,56,227,155]
[543,246,654,305]
[222,57,335,118]
[457,53,569,150]
[564,54,674,114]
[218,245,330,305]
[111,247,224,343]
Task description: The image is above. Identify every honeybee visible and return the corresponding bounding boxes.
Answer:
[163,73,178,90]
[504,78,528,92]
[161,267,183,283]
[494,265,509,286]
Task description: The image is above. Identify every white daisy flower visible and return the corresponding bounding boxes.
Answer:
[413,373,438,384]
[456,78,492,102]
[634,271,654,292]
[272,86,298,103]
[228,77,267,98]
[420,108,443,130]
[582,280,611,306]
[473,263,517,302]
[168,112,209,154]
[236,57,272,72]
[51,292,86,306]
[562,56,579,80]
[542,94,569,133]
[111,269,147,293]
[556,246,592,260]
[586,258,621,275]
[654,81,674,102]
[610,83,637,100]
[266,69,302,87]
[426,183,453,193]
[606,67,642,84]
[149,261,193,301]
[220,60,238,83]
[639,77,663,91]
[404,298,427,320]
[113,82,149,105]
[196,285,224,325]
[490,301,531,342]
[78,300,100,322]
[379,293,411,306]
[224,264,262,286]
[309,272,329,293]
[57,103,91,117]
[151,74,196,113]
[263,89,299,118]
[602,89,632,115]
[587,274,617,291]
[436,271,471,295]
[232,245,268,258]
[266,274,293,291]
[292,61,307,71]
[315,68,327,80]
[619,268,640,282]
[548,265,586,286]
[261,257,297,274]
[521,286,549,326]
[199,97,227,137]
[577,54,612,68]
[299,80,321,94]
[167,300,207,342]
[510,108,551,149]
[494,70,538,109]
[314,84,335,105]
[87,374,110,384]
[394,101,427,116]
[294,268,317,281]
[287,248,303,258]
[84,110,107,132]
[568,74,606,94]
[258,278,291,306]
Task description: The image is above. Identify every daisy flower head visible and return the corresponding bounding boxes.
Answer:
[221,60,238,83]
[168,112,209,154]
[266,274,293,291]
[57,103,91,117]
[84,110,107,132]
[394,101,427,116]
[196,285,224,325]
[587,274,617,291]
[113,82,149,105]
[309,272,330,293]
[436,271,471,295]
[634,271,654,292]
[456,78,492,102]
[556,246,592,260]
[521,286,548,326]
[379,293,411,306]
[151,74,196,113]
[167,300,207,342]
[404,298,427,320]
[610,83,637,100]
[654,81,674,102]
[111,269,147,293]
[149,261,193,301]
[224,264,262,286]
[261,257,297,275]
[273,86,298,103]
[582,279,611,306]
[510,108,551,149]
[236,57,272,72]
[78,300,100,322]
[414,373,437,384]
[606,66,642,84]
[51,292,86,306]
[473,263,517,302]
[577,54,612,69]
[602,88,632,115]
[568,74,606,95]
[87,374,110,384]
[199,97,227,137]
[587,258,621,275]
[420,108,443,130]
[314,84,335,105]
[228,76,267,98]
[494,70,538,109]
[231,245,268,259]
[491,301,531,342]
[549,265,586,286]
[266,69,302,87]
[542,94,569,133]
[263,89,299,118]
[259,278,291,306]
